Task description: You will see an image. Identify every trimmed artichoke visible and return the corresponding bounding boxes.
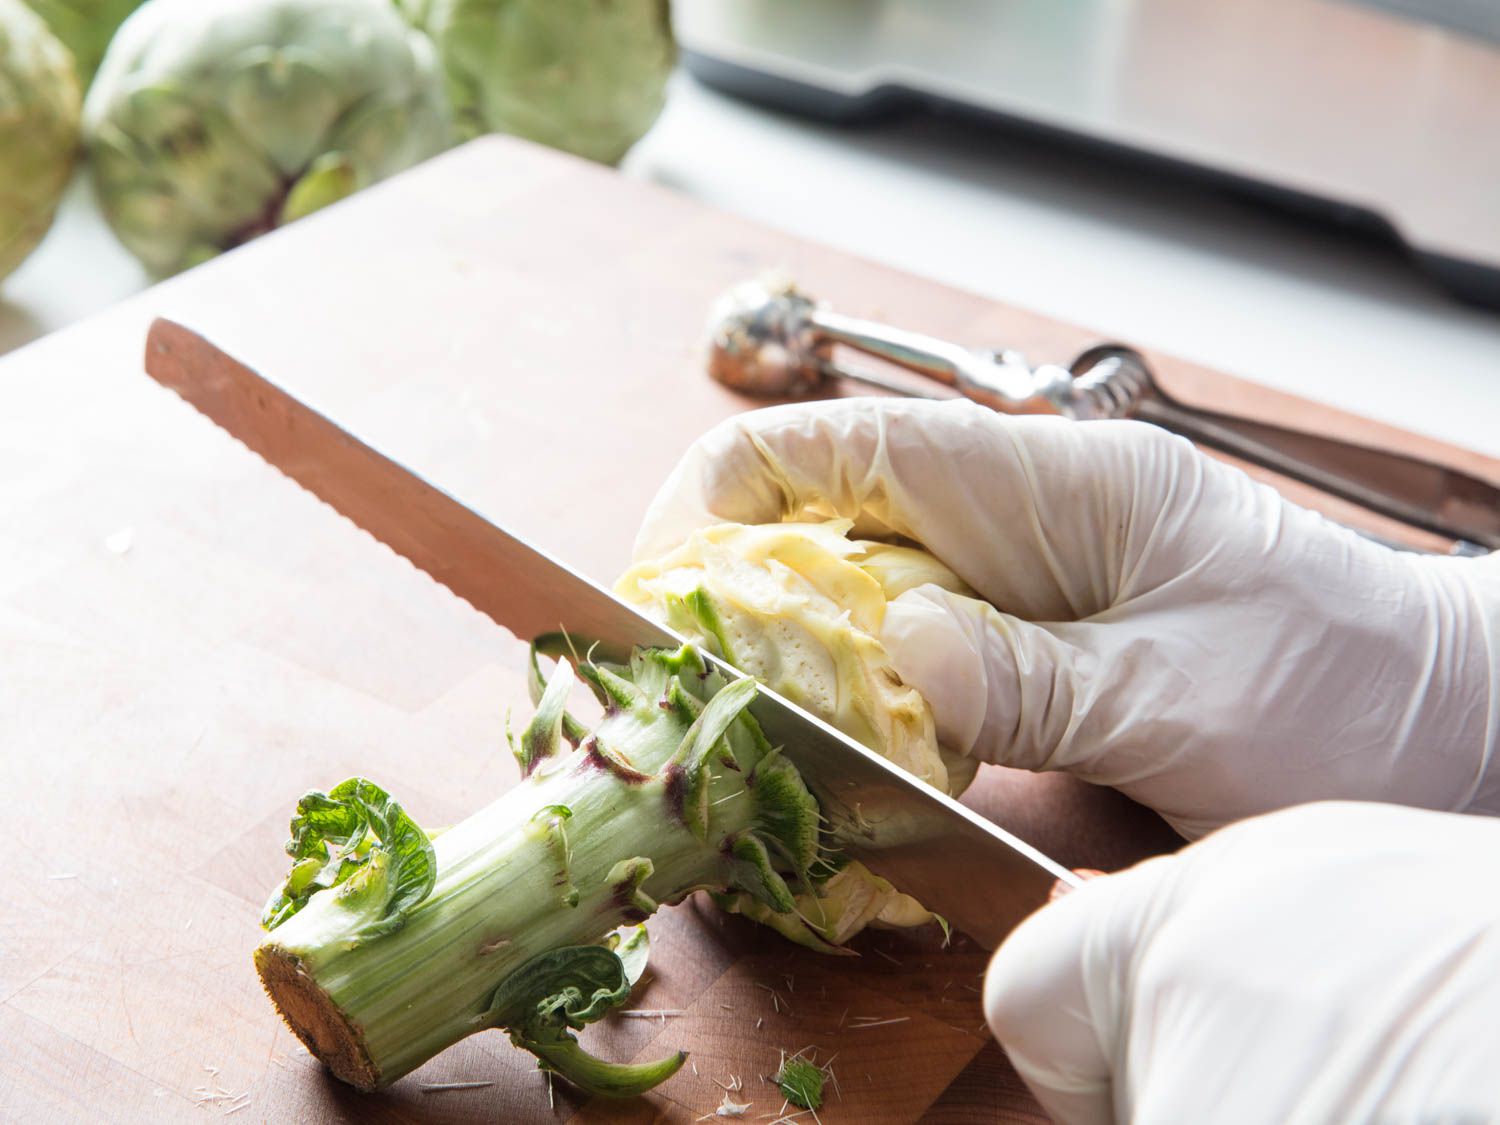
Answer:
[0,0,79,286]
[617,520,980,951]
[400,0,674,165]
[257,643,820,1094]
[83,0,451,274]
[255,529,987,1094]
[23,0,143,82]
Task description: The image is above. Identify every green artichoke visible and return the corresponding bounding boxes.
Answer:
[401,0,674,165]
[0,0,80,286]
[84,0,451,275]
[23,0,143,82]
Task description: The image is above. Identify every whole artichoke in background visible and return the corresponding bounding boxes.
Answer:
[23,0,143,83]
[0,0,80,286]
[400,0,674,165]
[84,0,451,274]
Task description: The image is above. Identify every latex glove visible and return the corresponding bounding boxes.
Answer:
[636,398,1500,838]
[984,801,1500,1123]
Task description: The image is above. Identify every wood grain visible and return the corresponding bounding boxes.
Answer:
[2,136,1494,1123]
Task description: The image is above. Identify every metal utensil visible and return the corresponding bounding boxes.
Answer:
[142,317,1078,949]
[707,278,1500,552]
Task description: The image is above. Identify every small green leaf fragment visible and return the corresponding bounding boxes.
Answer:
[605,857,658,918]
[728,832,796,915]
[669,677,758,838]
[662,588,736,665]
[572,661,608,707]
[260,856,324,930]
[517,661,576,777]
[526,644,549,706]
[934,912,954,948]
[528,1033,686,1098]
[261,777,434,941]
[528,804,579,908]
[593,665,647,712]
[602,924,651,988]
[708,890,856,956]
[776,1056,825,1110]
[749,750,821,874]
[661,679,702,722]
[527,642,587,745]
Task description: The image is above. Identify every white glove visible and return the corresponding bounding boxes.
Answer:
[636,397,1500,839]
[984,801,1500,1124]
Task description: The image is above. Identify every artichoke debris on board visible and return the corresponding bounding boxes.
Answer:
[0,0,80,286]
[83,0,451,274]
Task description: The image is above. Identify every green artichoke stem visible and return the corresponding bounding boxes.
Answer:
[257,753,753,1088]
[255,646,819,1092]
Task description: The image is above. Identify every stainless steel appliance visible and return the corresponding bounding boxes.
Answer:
[678,1,1500,307]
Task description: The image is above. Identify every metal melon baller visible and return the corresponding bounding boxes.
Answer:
[706,278,1500,555]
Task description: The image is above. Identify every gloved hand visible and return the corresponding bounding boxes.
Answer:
[984,800,1500,1124]
[636,397,1500,839]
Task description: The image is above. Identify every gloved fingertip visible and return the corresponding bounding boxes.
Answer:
[983,893,1088,1048]
[1049,868,1108,903]
[984,886,1116,1125]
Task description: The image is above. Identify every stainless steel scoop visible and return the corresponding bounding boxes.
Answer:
[706,279,1500,552]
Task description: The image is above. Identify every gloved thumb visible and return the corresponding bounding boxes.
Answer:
[880,584,1112,774]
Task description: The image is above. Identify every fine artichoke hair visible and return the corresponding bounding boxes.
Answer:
[398,0,675,165]
[0,0,80,285]
[83,0,451,275]
[23,0,144,82]
[257,642,825,1095]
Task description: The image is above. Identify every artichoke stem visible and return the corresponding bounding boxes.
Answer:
[254,646,820,1091]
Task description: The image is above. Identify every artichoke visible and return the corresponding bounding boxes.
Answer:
[23,0,143,83]
[617,520,980,950]
[400,0,674,165]
[253,525,981,1094]
[0,0,80,286]
[84,0,451,275]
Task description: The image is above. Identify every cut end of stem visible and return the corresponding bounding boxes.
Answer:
[255,944,380,1091]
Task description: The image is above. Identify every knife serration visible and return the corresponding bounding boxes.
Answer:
[143,317,1076,948]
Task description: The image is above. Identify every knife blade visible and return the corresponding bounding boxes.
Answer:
[143,317,1078,948]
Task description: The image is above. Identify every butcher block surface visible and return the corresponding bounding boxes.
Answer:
[4,137,1495,1124]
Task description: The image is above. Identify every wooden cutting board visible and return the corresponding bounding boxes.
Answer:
[3,136,1494,1124]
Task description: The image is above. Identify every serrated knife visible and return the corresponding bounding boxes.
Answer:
[143,317,1079,949]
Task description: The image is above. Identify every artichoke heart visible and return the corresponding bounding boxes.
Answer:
[617,520,980,949]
